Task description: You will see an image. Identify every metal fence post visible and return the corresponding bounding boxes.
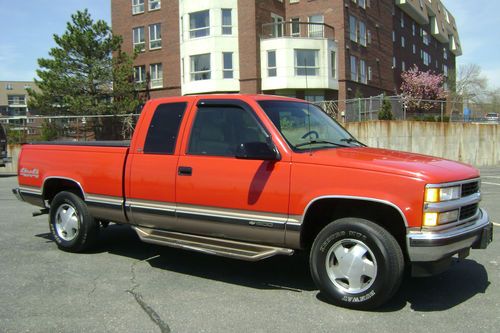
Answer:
[440,102,444,122]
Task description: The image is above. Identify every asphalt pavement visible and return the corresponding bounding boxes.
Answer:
[0,170,499,333]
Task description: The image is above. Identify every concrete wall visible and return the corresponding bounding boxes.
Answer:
[1,121,498,175]
[345,121,500,166]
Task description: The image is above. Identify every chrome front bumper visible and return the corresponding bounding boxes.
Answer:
[407,208,492,262]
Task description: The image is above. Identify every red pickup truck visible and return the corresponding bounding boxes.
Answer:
[14,94,492,309]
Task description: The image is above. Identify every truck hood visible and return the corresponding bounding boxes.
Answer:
[292,147,479,183]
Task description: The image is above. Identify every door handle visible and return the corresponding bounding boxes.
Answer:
[178,166,192,176]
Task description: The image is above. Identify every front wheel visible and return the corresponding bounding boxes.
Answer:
[49,191,99,252]
[310,218,404,310]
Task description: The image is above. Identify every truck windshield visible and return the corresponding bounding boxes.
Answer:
[258,100,363,152]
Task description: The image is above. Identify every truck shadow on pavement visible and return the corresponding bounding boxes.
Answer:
[37,224,491,312]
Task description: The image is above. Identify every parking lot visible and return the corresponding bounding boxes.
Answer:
[0,170,499,333]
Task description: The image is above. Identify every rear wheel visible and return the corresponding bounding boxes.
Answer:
[310,218,404,310]
[49,191,98,252]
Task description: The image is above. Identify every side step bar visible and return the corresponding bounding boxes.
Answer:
[133,226,294,261]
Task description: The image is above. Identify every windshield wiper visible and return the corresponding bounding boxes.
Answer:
[340,138,366,147]
[295,140,349,148]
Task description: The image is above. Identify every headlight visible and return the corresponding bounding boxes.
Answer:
[423,210,459,227]
[425,186,460,202]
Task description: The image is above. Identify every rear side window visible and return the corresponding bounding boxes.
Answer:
[143,102,187,154]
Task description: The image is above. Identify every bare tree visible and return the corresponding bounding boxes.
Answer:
[448,64,489,113]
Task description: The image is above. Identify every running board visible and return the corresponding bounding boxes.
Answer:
[133,226,294,261]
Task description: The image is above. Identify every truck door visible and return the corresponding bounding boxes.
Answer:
[175,100,290,246]
[126,101,188,230]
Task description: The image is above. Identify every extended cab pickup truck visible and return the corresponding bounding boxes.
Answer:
[14,95,493,309]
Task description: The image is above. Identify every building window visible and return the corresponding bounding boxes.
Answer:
[412,23,416,36]
[422,30,430,45]
[150,63,163,88]
[191,54,211,81]
[295,49,319,76]
[190,10,210,38]
[368,66,372,81]
[401,36,405,48]
[149,24,161,49]
[350,55,358,81]
[132,0,144,14]
[400,12,404,28]
[392,57,396,68]
[223,52,233,79]
[267,51,277,77]
[412,44,416,54]
[402,61,406,72]
[149,0,160,11]
[423,51,431,66]
[7,95,26,106]
[291,17,300,37]
[305,94,324,103]
[359,21,367,46]
[331,51,336,78]
[132,27,145,52]
[443,64,448,77]
[443,48,448,60]
[360,60,367,84]
[5,83,13,90]
[349,16,357,42]
[134,65,146,83]
[271,14,283,37]
[222,9,232,35]
[308,15,324,37]
[392,30,395,42]
[359,0,366,9]
[367,30,372,44]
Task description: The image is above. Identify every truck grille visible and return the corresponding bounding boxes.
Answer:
[461,181,479,197]
[460,203,478,220]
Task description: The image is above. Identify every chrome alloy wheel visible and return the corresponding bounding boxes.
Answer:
[55,204,80,241]
[325,239,378,294]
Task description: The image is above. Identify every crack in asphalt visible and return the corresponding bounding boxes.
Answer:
[127,256,170,333]
[88,275,100,299]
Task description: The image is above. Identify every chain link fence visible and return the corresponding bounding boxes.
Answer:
[317,95,498,123]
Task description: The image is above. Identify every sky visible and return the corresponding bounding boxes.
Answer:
[0,0,498,89]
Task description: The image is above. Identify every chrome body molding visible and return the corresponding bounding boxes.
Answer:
[301,195,409,227]
[42,176,86,199]
[406,208,491,262]
[86,194,127,223]
[14,186,44,207]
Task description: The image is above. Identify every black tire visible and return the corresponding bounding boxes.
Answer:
[310,218,404,310]
[49,191,98,252]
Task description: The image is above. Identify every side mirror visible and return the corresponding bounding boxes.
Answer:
[235,141,280,161]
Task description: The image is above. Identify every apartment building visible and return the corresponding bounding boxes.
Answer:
[0,81,42,137]
[111,0,461,102]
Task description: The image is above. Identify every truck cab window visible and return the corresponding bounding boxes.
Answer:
[188,106,267,157]
[143,102,187,154]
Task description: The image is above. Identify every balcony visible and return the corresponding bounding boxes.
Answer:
[261,21,335,40]
[260,21,338,92]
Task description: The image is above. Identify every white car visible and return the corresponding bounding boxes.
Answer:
[485,113,499,123]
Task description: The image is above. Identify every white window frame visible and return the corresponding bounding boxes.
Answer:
[150,63,163,88]
[132,27,145,52]
[291,17,300,37]
[132,0,144,15]
[359,21,367,46]
[360,59,367,84]
[190,10,210,39]
[149,0,161,11]
[267,50,277,77]
[294,49,319,76]
[223,52,233,79]
[222,9,232,35]
[350,55,358,81]
[331,50,336,78]
[190,54,211,81]
[271,13,283,38]
[149,23,162,50]
[134,65,146,83]
[368,66,372,81]
[350,15,357,42]
[308,15,324,38]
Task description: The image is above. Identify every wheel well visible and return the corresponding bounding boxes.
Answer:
[43,178,84,204]
[301,199,407,255]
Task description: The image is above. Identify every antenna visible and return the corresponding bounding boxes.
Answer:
[304,55,313,155]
